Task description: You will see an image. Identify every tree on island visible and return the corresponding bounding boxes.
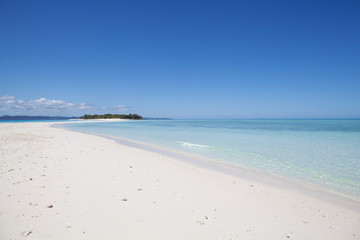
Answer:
[81,114,143,120]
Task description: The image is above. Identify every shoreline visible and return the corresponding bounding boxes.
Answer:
[1,122,359,239]
[57,122,360,210]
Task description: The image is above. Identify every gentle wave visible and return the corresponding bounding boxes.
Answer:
[177,141,210,148]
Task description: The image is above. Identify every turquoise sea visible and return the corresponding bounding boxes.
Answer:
[64,119,360,199]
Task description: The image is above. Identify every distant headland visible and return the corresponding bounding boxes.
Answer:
[0,114,172,121]
[0,115,78,120]
[80,114,143,120]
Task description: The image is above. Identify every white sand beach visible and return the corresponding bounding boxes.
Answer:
[0,122,359,240]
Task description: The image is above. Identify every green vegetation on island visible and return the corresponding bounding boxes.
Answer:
[80,114,143,120]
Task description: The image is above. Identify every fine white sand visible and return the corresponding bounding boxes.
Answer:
[0,122,359,240]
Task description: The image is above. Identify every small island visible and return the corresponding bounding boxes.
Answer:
[80,114,143,120]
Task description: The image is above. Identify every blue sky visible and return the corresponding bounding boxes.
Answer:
[0,0,359,118]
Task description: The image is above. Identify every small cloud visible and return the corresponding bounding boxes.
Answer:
[114,104,129,111]
[0,95,91,115]
[0,95,131,116]
[0,95,26,110]
[78,103,90,110]
[98,104,130,113]
[29,98,76,110]
[0,95,15,100]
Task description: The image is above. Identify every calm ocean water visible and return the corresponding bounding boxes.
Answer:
[64,119,360,198]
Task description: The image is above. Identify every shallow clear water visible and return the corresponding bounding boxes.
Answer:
[64,119,360,197]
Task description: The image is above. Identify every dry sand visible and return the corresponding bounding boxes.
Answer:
[0,122,359,240]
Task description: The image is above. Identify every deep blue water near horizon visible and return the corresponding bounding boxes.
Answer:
[64,119,360,198]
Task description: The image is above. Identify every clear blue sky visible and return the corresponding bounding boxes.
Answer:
[0,0,359,118]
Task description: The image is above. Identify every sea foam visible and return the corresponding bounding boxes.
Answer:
[177,141,210,148]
